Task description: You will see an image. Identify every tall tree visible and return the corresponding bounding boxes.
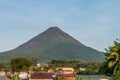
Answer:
[11,58,31,72]
[105,39,120,79]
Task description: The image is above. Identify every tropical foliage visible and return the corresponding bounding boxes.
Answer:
[48,60,80,68]
[99,39,120,79]
[76,62,100,75]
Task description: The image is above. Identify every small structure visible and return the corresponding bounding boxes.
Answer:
[37,63,41,67]
[0,71,5,76]
[19,72,30,80]
[76,75,111,80]
[79,68,86,71]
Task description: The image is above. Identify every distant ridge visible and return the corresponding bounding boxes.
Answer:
[0,26,104,62]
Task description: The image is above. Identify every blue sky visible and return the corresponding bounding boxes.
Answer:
[0,0,120,52]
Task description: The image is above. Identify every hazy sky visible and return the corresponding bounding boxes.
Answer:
[0,0,120,52]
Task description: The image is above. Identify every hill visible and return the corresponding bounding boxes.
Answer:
[0,27,104,62]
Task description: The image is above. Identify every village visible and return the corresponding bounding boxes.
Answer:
[0,59,110,80]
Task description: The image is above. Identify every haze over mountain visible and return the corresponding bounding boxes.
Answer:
[0,27,104,62]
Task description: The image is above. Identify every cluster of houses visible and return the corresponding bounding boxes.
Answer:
[30,67,75,80]
[30,68,110,80]
[0,63,110,80]
[3,67,110,80]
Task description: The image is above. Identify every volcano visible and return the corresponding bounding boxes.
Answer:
[0,26,104,62]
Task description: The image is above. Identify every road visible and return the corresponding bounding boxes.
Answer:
[0,76,7,80]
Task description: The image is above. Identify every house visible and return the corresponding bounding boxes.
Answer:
[76,75,111,80]
[57,67,74,74]
[30,72,56,80]
[30,72,75,80]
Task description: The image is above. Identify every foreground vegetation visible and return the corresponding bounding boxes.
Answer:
[99,39,120,80]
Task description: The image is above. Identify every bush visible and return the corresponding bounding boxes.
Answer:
[6,74,12,79]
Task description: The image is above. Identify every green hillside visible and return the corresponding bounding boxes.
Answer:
[0,27,104,62]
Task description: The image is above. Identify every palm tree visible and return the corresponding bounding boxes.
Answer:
[107,52,119,75]
[106,40,120,79]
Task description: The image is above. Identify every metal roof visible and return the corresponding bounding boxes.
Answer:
[76,75,110,79]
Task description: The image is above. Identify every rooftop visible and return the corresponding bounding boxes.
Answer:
[31,72,75,79]
[76,75,110,79]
